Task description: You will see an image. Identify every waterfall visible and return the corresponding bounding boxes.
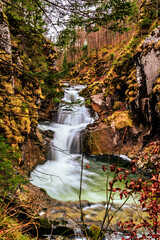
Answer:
[50,85,94,159]
[30,84,132,203]
[30,85,98,201]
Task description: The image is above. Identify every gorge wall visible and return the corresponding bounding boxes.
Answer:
[0,6,59,174]
[82,26,160,156]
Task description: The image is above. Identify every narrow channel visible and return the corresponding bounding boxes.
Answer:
[30,85,131,203]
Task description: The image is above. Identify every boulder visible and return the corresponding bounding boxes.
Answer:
[91,93,106,115]
[82,121,142,156]
[22,128,54,173]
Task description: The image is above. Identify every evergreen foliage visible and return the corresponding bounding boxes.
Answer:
[0,135,26,199]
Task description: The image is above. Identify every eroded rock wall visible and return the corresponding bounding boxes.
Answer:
[0,5,12,55]
[133,26,160,137]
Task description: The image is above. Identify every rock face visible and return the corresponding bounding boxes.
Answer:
[134,26,160,137]
[137,26,160,94]
[83,27,160,156]
[0,6,12,55]
[22,128,54,174]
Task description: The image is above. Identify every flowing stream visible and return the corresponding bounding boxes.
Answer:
[30,85,132,203]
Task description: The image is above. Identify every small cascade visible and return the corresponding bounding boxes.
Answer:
[50,85,94,159]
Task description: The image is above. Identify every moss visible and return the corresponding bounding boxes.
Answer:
[2,82,14,94]
[113,101,122,110]
[89,225,101,240]
[107,111,133,130]
[0,212,34,240]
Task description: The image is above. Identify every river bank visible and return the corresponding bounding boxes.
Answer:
[12,82,158,239]
[18,84,147,239]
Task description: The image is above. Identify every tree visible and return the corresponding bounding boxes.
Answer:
[1,0,46,32]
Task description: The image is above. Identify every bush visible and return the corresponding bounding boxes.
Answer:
[0,135,26,199]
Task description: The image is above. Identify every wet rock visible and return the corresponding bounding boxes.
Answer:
[83,122,120,155]
[83,121,142,156]
[39,99,59,121]
[22,128,54,174]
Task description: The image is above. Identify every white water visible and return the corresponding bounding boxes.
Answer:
[30,85,132,202]
[31,85,100,201]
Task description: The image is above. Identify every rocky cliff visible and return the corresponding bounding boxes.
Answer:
[134,26,160,138]
[82,26,160,156]
[66,0,160,156]
[0,5,60,173]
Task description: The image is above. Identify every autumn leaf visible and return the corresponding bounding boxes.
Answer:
[86,164,90,169]
[102,165,106,172]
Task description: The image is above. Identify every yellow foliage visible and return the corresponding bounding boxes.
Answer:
[35,87,44,99]
[128,91,135,96]
[0,96,4,107]
[13,135,24,143]
[107,111,133,130]
[31,118,38,126]
[154,40,160,51]
[153,78,160,93]
[129,97,136,103]
[2,82,14,94]
[18,117,31,134]
[116,84,121,90]
[11,143,19,150]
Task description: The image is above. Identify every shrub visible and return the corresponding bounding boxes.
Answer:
[0,135,26,199]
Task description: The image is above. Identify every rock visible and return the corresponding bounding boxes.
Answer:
[39,99,59,121]
[91,93,106,115]
[132,26,160,139]
[22,128,54,173]
[0,8,12,55]
[106,95,113,110]
[83,121,142,156]
[83,122,120,155]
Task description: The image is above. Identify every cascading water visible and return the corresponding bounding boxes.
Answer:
[30,85,98,201]
[30,85,139,240]
[30,85,131,202]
